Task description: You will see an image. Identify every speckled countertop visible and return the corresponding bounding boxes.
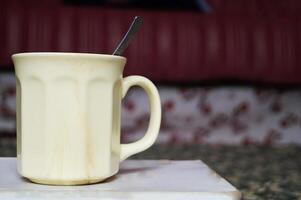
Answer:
[1,140,300,200]
[133,144,301,200]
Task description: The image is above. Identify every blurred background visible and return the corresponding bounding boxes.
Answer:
[0,0,301,199]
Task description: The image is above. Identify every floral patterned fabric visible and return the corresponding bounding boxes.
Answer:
[123,86,301,145]
[1,72,301,145]
[0,74,15,133]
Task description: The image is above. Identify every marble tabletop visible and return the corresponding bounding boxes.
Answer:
[0,158,240,200]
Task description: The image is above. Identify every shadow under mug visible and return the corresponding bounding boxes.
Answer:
[12,52,161,185]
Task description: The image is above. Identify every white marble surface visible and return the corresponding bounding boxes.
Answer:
[0,158,240,200]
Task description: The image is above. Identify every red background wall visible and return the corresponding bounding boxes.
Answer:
[1,0,301,84]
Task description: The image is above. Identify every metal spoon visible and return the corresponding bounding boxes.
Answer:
[112,16,143,56]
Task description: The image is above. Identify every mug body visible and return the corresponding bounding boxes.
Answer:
[13,53,126,185]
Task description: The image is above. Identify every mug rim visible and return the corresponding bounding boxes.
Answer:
[12,52,126,61]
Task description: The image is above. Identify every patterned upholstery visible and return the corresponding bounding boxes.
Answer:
[1,73,301,145]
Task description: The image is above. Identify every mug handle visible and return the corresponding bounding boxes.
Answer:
[120,76,161,161]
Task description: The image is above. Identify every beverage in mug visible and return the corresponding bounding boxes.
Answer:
[12,52,161,185]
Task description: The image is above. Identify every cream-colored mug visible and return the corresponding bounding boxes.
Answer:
[12,52,161,185]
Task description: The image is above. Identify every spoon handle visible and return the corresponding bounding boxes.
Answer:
[112,16,143,56]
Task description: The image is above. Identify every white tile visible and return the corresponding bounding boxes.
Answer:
[0,158,240,200]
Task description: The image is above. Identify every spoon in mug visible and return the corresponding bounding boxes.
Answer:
[112,16,143,56]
